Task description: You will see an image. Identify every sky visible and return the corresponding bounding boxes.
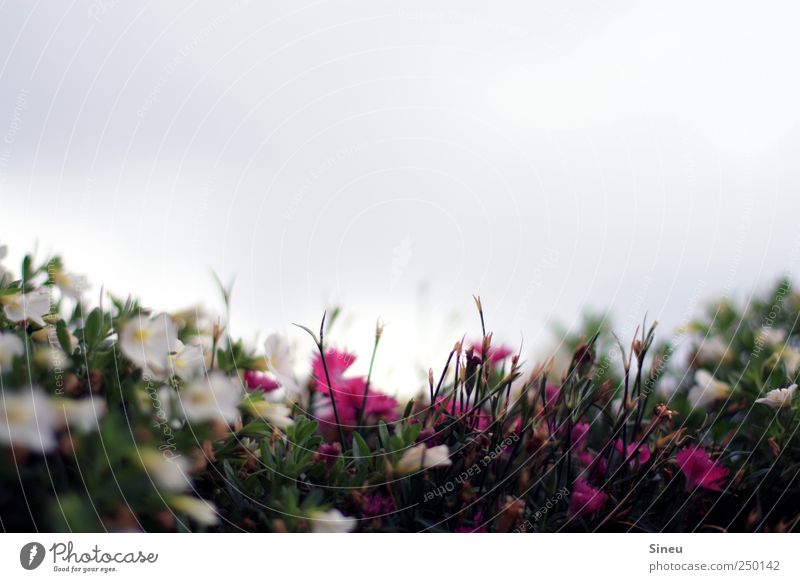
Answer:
[2,1,800,396]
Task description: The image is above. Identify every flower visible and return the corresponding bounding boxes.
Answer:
[656,375,680,399]
[312,348,357,391]
[119,313,178,372]
[264,333,303,398]
[395,443,451,475]
[695,337,731,365]
[779,347,800,375]
[0,388,58,452]
[242,395,293,429]
[57,396,107,433]
[468,340,514,365]
[569,478,608,519]
[687,369,731,408]
[141,449,191,491]
[570,422,591,449]
[758,327,786,346]
[0,332,24,369]
[614,439,651,465]
[576,450,608,479]
[755,384,797,409]
[243,369,280,392]
[453,511,487,533]
[312,349,398,436]
[361,494,394,518]
[264,333,293,375]
[2,288,51,327]
[676,445,729,492]
[308,509,356,533]
[51,270,89,300]
[543,383,561,411]
[33,346,69,370]
[168,495,219,526]
[0,242,10,282]
[168,342,205,380]
[314,442,341,467]
[455,520,488,533]
[179,371,243,424]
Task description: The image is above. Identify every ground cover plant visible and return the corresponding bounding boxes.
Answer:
[1,243,798,532]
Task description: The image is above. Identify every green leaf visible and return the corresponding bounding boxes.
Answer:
[83,308,104,346]
[402,399,415,420]
[402,423,422,445]
[378,421,391,450]
[352,431,370,459]
[56,319,72,353]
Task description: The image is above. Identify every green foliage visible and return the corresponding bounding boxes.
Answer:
[1,250,798,532]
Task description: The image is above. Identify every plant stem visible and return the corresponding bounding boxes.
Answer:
[357,333,381,431]
[317,314,347,449]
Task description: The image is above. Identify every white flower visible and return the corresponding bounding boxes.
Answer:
[696,337,731,364]
[687,369,731,408]
[264,333,292,373]
[243,397,293,429]
[52,270,89,300]
[308,509,356,533]
[755,384,797,409]
[779,347,800,375]
[168,495,219,526]
[0,332,24,368]
[0,388,58,452]
[171,305,213,331]
[33,346,69,370]
[395,443,452,475]
[168,341,205,380]
[179,371,243,424]
[57,396,107,434]
[758,327,786,346]
[119,313,178,371]
[656,375,679,399]
[0,242,10,283]
[264,333,303,398]
[31,325,77,352]
[141,449,191,491]
[2,288,51,327]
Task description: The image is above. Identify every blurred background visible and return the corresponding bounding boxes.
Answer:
[2,1,800,396]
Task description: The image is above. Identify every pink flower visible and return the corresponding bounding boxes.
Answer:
[455,512,486,533]
[614,439,651,466]
[362,494,394,518]
[312,348,357,391]
[315,442,341,468]
[312,350,398,439]
[569,478,608,519]
[676,445,729,492]
[243,370,280,392]
[543,384,560,411]
[576,451,608,480]
[570,422,591,449]
[468,340,515,365]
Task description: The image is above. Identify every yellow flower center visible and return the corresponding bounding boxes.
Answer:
[132,328,151,344]
[4,405,28,424]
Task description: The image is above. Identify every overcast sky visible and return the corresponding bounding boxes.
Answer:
[2,1,800,395]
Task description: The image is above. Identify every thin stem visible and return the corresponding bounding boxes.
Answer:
[317,313,347,449]
[357,333,381,430]
[432,350,455,403]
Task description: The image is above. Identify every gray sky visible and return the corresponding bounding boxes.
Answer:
[2,1,800,395]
